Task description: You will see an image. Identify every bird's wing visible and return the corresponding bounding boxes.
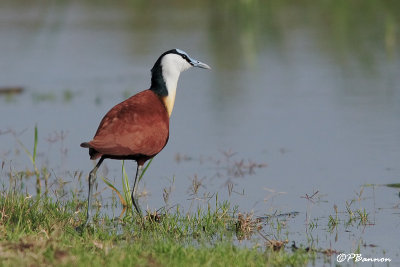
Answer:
[88,90,169,157]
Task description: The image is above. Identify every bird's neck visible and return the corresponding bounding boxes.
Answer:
[151,66,180,117]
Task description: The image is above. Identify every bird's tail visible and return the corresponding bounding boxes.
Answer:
[80,142,91,148]
[80,142,101,160]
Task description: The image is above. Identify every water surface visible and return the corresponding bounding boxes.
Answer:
[1,1,399,263]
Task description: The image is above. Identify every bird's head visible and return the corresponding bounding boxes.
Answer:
[150,49,210,97]
[158,48,211,73]
[150,49,210,116]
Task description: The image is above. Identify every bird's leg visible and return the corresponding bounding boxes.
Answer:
[84,157,104,227]
[131,164,144,219]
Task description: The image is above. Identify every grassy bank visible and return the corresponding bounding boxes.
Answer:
[0,191,314,266]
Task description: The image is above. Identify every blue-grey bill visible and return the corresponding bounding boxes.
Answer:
[192,60,211,69]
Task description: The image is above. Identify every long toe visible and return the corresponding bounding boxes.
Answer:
[132,199,143,219]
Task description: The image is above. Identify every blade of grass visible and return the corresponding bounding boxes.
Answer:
[15,139,33,164]
[33,125,40,195]
[33,124,38,164]
[139,158,153,182]
[15,125,41,195]
[122,161,132,211]
[102,176,127,218]
[102,177,126,207]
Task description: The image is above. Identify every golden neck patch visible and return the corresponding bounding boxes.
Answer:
[161,90,176,117]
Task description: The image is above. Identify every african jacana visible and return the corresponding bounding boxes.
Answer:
[81,49,210,225]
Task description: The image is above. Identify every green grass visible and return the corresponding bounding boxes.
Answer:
[2,126,388,266]
[0,191,314,267]
[4,127,375,266]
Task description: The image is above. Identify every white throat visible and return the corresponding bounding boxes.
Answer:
[162,70,179,117]
[160,54,192,116]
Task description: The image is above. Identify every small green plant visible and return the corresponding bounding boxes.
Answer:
[308,218,318,231]
[345,201,354,219]
[356,208,369,226]
[102,158,153,218]
[327,215,339,232]
[327,204,339,232]
[62,89,74,102]
[15,125,41,195]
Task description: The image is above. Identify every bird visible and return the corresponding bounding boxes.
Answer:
[80,49,210,226]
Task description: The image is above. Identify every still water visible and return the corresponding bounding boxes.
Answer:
[1,0,399,262]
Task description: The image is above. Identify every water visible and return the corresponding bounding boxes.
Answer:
[1,1,399,263]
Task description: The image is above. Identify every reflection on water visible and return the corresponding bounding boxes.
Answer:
[1,0,400,261]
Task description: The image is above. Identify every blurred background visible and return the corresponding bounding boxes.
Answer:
[1,0,400,256]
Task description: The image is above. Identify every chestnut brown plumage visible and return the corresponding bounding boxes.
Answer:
[81,90,169,164]
[80,49,210,226]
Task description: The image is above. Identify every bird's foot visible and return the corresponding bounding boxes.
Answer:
[75,219,96,233]
[144,210,164,223]
[132,197,143,218]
